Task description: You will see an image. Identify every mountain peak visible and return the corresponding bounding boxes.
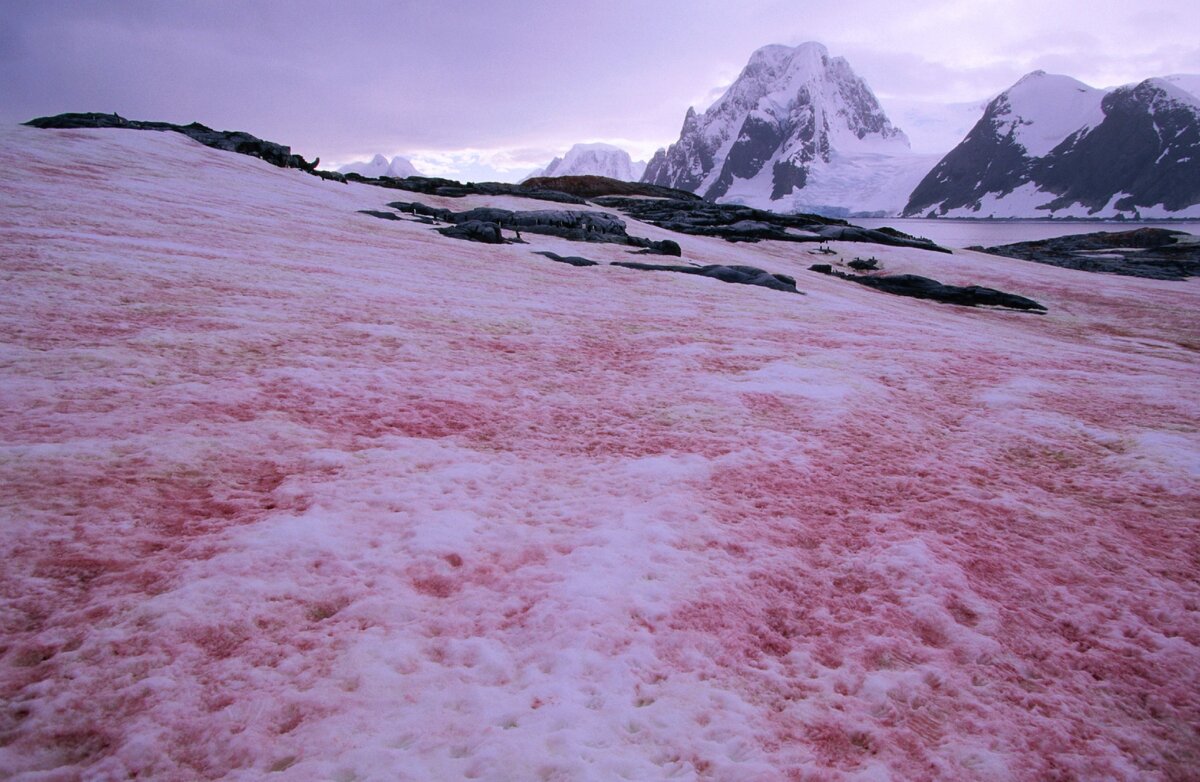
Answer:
[642,41,917,214]
[337,154,423,178]
[747,41,828,67]
[523,143,646,182]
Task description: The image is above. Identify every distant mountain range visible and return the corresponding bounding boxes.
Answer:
[338,154,423,178]
[903,72,1200,218]
[635,42,1200,219]
[523,143,646,183]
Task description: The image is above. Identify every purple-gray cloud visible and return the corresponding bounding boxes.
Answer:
[3,0,1197,180]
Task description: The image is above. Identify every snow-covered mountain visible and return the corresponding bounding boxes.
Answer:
[1162,74,1200,101]
[338,153,423,178]
[523,143,646,182]
[642,42,935,216]
[904,72,1200,218]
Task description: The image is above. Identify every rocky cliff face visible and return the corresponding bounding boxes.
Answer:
[642,42,924,215]
[903,73,1200,218]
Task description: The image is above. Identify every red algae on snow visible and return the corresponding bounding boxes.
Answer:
[1,125,1198,781]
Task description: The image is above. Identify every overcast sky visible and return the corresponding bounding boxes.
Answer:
[3,0,1197,181]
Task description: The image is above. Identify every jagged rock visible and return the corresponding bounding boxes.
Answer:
[533,252,600,267]
[436,221,504,244]
[613,262,799,293]
[848,257,878,270]
[809,266,1045,310]
[968,228,1200,280]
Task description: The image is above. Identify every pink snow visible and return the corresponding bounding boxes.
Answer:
[1,126,1198,781]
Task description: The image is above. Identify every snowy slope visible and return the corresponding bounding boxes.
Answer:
[2,124,1199,781]
[1162,74,1200,100]
[879,97,991,155]
[643,42,931,216]
[906,72,1200,218]
[523,143,646,182]
[1000,72,1106,157]
[338,153,423,178]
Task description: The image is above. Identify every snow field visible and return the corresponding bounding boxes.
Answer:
[1,126,1198,780]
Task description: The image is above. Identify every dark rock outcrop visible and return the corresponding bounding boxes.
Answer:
[437,221,505,244]
[520,175,704,201]
[809,266,1045,311]
[533,252,600,267]
[381,200,679,254]
[968,228,1200,280]
[613,262,800,293]
[25,112,318,170]
[591,197,949,252]
[350,174,587,204]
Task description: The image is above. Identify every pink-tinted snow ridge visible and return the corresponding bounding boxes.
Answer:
[1,126,1198,781]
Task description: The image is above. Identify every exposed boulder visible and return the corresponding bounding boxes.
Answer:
[613,262,800,293]
[436,220,505,244]
[809,266,1045,310]
[632,238,682,257]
